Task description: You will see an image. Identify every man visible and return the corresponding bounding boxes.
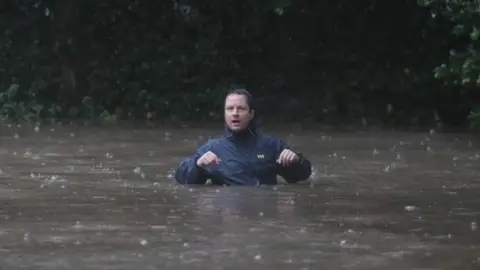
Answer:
[175,89,312,186]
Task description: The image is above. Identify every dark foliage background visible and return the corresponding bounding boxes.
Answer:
[0,0,478,129]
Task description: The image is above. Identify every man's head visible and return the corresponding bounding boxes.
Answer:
[224,89,255,132]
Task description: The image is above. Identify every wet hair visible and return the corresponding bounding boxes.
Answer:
[225,88,254,111]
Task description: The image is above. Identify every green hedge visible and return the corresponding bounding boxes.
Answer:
[0,0,478,129]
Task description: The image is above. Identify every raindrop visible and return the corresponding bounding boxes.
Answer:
[387,104,393,114]
[23,232,30,242]
[254,254,262,260]
[183,242,189,247]
[259,212,264,216]
[471,222,477,231]
[140,239,148,245]
[34,126,40,132]
[468,153,480,160]
[164,132,172,141]
[14,133,19,139]
[404,205,416,212]
[373,148,380,155]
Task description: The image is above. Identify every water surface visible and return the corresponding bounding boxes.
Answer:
[0,123,479,269]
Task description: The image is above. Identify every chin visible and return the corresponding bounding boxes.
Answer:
[229,126,245,132]
[229,127,241,131]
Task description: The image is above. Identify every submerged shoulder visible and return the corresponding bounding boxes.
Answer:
[196,137,224,150]
[205,137,224,146]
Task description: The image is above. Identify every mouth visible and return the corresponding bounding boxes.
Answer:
[231,120,240,125]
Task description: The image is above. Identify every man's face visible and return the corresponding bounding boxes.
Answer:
[224,94,254,132]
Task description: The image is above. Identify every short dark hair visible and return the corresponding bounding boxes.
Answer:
[225,88,254,111]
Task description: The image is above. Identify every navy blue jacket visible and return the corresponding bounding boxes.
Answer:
[175,123,312,186]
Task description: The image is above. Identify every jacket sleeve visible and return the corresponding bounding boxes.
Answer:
[174,142,211,185]
[274,138,312,183]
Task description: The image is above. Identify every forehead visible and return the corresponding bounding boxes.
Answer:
[225,94,248,106]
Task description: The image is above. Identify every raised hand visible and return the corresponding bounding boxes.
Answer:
[277,149,299,166]
[196,151,221,167]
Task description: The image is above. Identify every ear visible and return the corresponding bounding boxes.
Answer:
[250,109,255,120]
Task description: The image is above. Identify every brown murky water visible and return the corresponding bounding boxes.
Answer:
[0,122,479,269]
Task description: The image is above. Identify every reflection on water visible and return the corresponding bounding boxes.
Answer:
[0,122,479,269]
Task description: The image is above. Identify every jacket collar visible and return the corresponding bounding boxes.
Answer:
[224,118,257,141]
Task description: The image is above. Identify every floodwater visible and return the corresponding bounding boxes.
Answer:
[0,122,479,269]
